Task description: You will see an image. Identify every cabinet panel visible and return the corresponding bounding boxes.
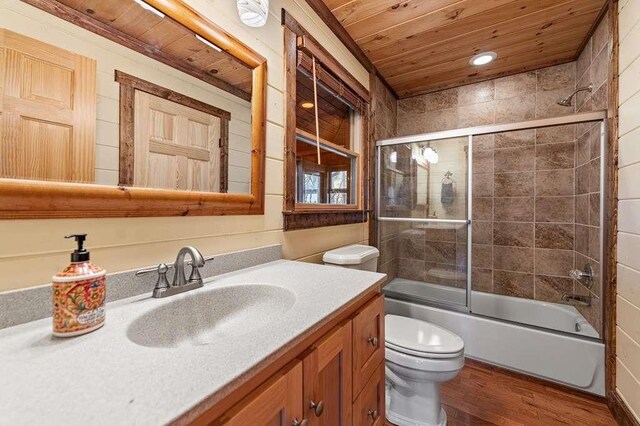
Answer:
[352,295,385,399]
[211,361,303,426]
[303,320,352,426]
[353,362,385,426]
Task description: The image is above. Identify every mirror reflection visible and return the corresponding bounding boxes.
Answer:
[0,0,254,193]
[294,56,360,205]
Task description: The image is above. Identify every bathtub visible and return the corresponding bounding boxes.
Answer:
[384,278,605,395]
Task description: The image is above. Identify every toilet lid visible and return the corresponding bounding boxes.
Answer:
[385,315,464,357]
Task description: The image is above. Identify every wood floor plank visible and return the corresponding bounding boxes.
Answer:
[387,361,616,425]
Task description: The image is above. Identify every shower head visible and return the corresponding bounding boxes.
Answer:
[557,83,594,107]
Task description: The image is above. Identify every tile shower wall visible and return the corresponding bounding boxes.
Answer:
[372,75,399,281]
[394,13,610,335]
[572,11,611,336]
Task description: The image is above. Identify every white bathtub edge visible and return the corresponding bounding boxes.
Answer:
[386,297,605,396]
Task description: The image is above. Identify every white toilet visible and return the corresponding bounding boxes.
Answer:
[323,244,465,426]
[385,315,464,426]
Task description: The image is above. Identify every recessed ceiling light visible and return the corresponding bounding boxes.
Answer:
[133,0,165,18]
[470,51,497,66]
[301,102,314,109]
[195,34,223,53]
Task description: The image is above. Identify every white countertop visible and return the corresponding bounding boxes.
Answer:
[0,260,385,425]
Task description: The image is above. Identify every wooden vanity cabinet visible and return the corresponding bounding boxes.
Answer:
[302,320,352,426]
[204,294,385,426]
[353,362,385,426]
[352,295,385,399]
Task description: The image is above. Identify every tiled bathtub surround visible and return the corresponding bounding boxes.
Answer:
[392,13,611,335]
[571,11,612,334]
[372,75,399,282]
[0,244,282,329]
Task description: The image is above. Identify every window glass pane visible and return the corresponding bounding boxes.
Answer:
[295,137,356,205]
[303,173,320,203]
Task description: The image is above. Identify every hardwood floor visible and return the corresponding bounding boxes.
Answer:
[388,360,616,425]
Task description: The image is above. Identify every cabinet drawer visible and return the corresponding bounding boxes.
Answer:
[352,361,385,426]
[352,295,384,400]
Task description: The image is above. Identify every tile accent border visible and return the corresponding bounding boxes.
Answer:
[0,244,283,329]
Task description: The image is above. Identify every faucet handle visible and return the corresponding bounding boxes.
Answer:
[185,255,214,266]
[136,263,172,293]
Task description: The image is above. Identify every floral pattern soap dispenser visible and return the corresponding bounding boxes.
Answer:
[52,234,106,337]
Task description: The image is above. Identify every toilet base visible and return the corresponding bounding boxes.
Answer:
[386,406,447,426]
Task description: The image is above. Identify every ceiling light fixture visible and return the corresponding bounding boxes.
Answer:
[237,0,269,27]
[469,51,497,66]
[133,0,165,18]
[301,101,314,109]
[195,34,223,53]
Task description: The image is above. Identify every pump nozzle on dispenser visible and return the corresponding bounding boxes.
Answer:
[65,233,90,262]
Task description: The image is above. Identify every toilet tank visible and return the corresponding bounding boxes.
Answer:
[322,245,379,272]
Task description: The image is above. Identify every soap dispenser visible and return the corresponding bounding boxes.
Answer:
[52,234,106,337]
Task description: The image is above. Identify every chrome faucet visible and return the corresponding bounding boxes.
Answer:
[173,246,205,287]
[569,263,594,289]
[561,293,592,307]
[136,246,213,298]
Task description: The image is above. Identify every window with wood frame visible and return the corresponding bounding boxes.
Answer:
[282,11,370,231]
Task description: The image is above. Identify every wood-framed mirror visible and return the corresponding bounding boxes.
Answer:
[0,0,267,218]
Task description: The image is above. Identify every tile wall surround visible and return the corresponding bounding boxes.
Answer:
[0,245,282,329]
[372,75,400,283]
[391,13,611,335]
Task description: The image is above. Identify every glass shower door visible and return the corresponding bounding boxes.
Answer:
[378,136,471,309]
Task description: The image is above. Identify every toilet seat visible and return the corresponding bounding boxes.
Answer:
[385,315,464,359]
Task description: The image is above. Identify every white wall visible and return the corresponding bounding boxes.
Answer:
[1,0,253,192]
[0,0,370,292]
[616,0,640,420]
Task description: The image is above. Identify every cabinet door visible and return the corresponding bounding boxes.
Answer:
[212,361,303,426]
[352,362,385,426]
[352,295,385,400]
[302,320,352,426]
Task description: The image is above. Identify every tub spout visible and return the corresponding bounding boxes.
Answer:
[561,293,592,307]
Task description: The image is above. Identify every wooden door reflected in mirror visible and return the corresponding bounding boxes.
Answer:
[0,0,267,218]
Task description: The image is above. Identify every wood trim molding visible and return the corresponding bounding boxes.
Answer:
[282,9,370,103]
[299,0,398,99]
[609,390,640,426]
[282,15,370,230]
[297,35,369,102]
[20,0,251,102]
[115,71,232,120]
[283,210,367,231]
[606,0,622,419]
[116,71,231,189]
[0,0,267,219]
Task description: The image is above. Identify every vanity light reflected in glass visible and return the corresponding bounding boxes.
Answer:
[237,0,269,27]
[422,147,439,164]
[469,51,497,66]
[389,150,397,164]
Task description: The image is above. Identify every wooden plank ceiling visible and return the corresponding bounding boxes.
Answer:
[322,0,607,98]
[55,0,253,96]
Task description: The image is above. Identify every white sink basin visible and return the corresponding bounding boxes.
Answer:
[127,284,296,348]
